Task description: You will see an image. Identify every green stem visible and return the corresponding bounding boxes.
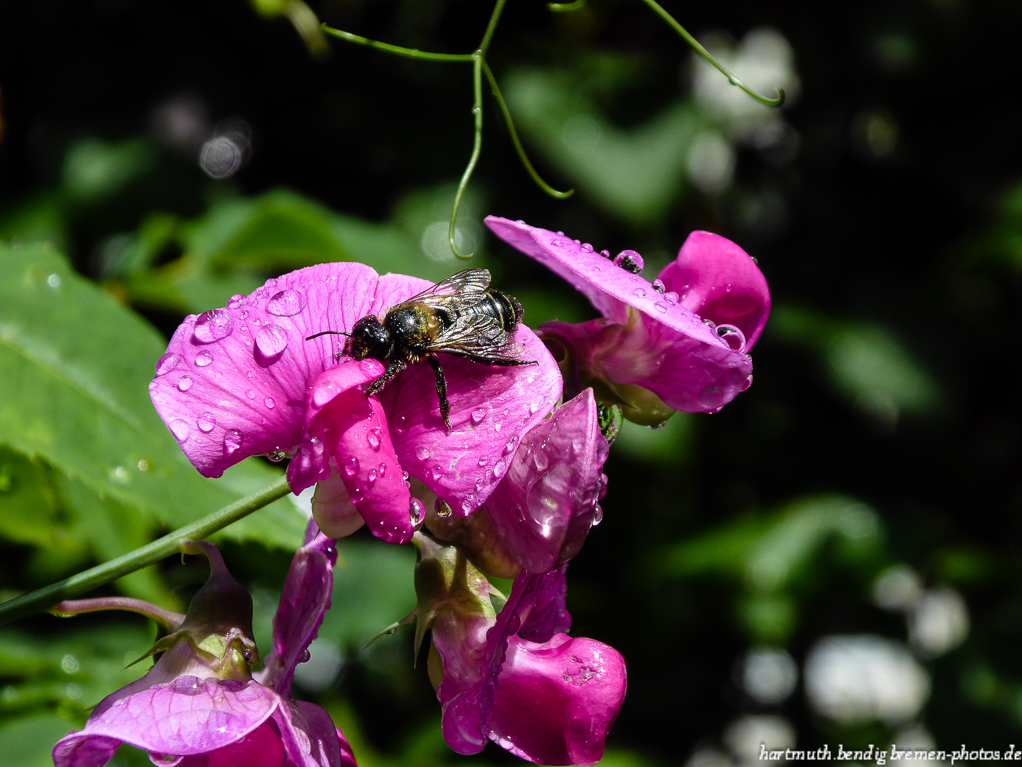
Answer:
[481,60,573,200]
[478,0,509,56]
[321,24,473,62]
[450,53,486,260]
[638,0,785,107]
[0,475,291,627]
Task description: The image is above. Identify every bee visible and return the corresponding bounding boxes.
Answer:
[307,269,535,428]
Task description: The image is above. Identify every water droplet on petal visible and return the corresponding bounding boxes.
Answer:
[264,397,275,409]
[494,422,503,432]
[664,291,679,305]
[194,350,213,367]
[367,469,378,488]
[532,450,549,472]
[461,499,473,514]
[367,427,382,451]
[653,301,668,313]
[378,462,387,477]
[492,461,507,480]
[552,239,563,247]
[478,456,489,467]
[155,353,180,376]
[395,415,409,433]
[246,389,256,399]
[503,435,518,456]
[197,414,216,433]
[471,408,486,424]
[592,505,604,526]
[267,450,286,462]
[169,420,190,442]
[415,446,431,461]
[193,309,233,343]
[652,279,666,293]
[266,288,306,317]
[410,498,426,529]
[430,465,443,481]
[435,499,452,518]
[634,288,647,298]
[344,456,359,476]
[177,376,193,392]
[255,324,288,358]
[224,429,242,454]
[716,324,747,352]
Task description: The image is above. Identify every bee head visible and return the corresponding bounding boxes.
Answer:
[348,316,392,361]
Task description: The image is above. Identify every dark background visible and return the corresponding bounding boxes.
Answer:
[2,0,1022,764]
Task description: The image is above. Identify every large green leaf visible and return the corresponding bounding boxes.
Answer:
[0,241,305,550]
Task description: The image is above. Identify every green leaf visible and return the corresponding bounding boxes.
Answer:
[0,713,80,767]
[123,189,427,315]
[0,241,305,551]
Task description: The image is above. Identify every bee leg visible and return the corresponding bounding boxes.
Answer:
[365,358,407,397]
[427,356,452,429]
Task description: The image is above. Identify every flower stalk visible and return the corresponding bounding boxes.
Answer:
[0,475,290,627]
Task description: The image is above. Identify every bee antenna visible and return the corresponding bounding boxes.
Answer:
[305,330,351,341]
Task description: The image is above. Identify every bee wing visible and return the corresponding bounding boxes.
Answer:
[425,312,525,360]
[404,269,492,306]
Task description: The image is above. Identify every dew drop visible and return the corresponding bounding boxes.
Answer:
[267,450,286,462]
[344,456,359,477]
[155,353,180,376]
[246,389,256,399]
[634,288,647,298]
[600,249,612,260]
[430,465,443,481]
[494,422,503,432]
[532,451,549,472]
[379,463,387,477]
[491,461,507,480]
[471,408,487,424]
[266,288,306,317]
[478,456,489,467]
[592,505,604,526]
[223,429,242,454]
[47,273,61,289]
[716,324,747,352]
[367,427,382,451]
[664,291,679,305]
[653,301,668,313]
[530,399,541,415]
[652,279,666,294]
[169,420,190,442]
[367,469,378,488]
[177,376,193,392]
[552,239,563,247]
[255,324,288,358]
[410,498,426,529]
[503,435,519,456]
[193,309,233,343]
[415,446,431,461]
[197,414,216,433]
[461,499,473,514]
[395,415,409,433]
[436,500,453,518]
[264,397,275,409]
[194,350,213,367]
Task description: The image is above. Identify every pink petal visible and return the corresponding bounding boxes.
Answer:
[381,328,560,516]
[305,363,414,544]
[311,473,366,539]
[489,634,627,766]
[149,262,398,478]
[52,734,121,767]
[517,565,572,642]
[56,678,279,758]
[659,230,771,351]
[485,217,755,412]
[261,527,337,697]
[192,721,287,767]
[486,390,608,573]
[273,700,354,767]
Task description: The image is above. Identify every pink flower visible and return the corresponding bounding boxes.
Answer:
[484,388,609,574]
[148,263,561,544]
[485,217,770,421]
[415,537,626,766]
[52,530,354,767]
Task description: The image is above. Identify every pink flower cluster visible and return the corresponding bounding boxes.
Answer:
[60,218,769,767]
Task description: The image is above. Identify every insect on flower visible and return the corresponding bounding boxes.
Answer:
[308,269,536,428]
